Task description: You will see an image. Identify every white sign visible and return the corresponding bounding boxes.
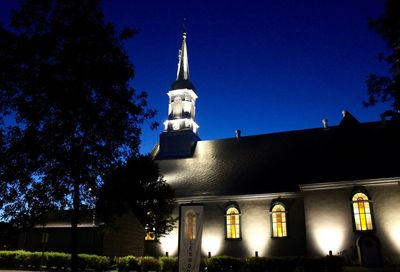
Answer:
[178,205,204,272]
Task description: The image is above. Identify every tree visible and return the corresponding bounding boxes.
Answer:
[97,155,176,241]
[0,0,160,270]
[364,0,400,120]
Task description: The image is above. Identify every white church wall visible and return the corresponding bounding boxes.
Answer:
[367,184,400,265]
[302,178,400,265]
[154,194,307,258]
[303,187,354,257]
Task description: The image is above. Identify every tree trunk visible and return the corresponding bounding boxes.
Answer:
[71,178,80,272]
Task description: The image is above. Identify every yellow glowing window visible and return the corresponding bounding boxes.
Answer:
[185,211,197,240]
[352,193,373,231]
[226,207,240,239]
[271,204,287,237]
[145,224,155,241]
[145,231,155,241]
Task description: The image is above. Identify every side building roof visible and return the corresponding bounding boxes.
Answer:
[155,120,400,198]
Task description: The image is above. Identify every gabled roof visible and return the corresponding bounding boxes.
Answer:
[155,120,400,198]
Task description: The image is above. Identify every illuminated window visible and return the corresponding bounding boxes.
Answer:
[225,206,241,239]
[352,192,373,231]
[185,211,197,240]
[145,231,155,241]
[145,224,155,241]
[271,203,287,238]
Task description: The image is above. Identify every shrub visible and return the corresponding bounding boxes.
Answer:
[274,257,299,272]
[1,250,44,269]
[117,255,141,272]
[0,251,344,272]
[160,256,178,272]
[78,253,111,271]
[25,251,43,268]
[205,256,244,272]
[46,251,70,269]
[243,256,345,272]
[325,255,344,272]
[298,257,325,272]
[140,256,161,272]
[0,250,112,271]
[244,257,272,272]
[0,250,19,268]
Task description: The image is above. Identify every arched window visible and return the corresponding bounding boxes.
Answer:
[271,203,287,238]
[352,192,373,231]
[185,211,197,240]
[225,206,241,239]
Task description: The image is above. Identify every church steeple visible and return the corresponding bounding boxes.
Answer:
[170,32,196,92]
[163,32,199,134]
[176,32,189,81]
[158,32,200,158]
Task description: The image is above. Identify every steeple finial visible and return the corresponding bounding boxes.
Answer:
[182,18,187,34]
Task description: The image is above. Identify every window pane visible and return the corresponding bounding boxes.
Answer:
[271,204,287,237]
[353,203,359,213]
[352,193,373,231]
[226,206,240,239]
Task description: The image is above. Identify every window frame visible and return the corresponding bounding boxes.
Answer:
[350,189,375,232]
[224,204,242,240]
[270,202,288,239]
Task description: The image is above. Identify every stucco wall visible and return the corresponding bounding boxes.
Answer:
[303,181,400,265]
[367,184,400,265]
[303,187,355,257]
[155,195,306,258]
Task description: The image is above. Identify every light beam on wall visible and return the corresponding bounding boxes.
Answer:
[159,228,179,256]
[382,223,400,252]
[244,221,268,256]
[394,226,400,251]
[314,227,344,255]
[202,233,222,256]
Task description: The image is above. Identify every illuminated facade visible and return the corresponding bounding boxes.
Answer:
[149,33,400,267]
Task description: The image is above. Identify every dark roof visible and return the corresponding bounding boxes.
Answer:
[170,79,196,92]
[155,120,400,198]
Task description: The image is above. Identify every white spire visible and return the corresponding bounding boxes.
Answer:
[176,32,189,81]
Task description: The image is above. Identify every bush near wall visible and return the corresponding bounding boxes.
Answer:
[0,250,344,272]
[0,250,111,271]
[116,256,165,272]
[116,255,140,271]
[159,256,178,272]
[204,256,344,272]
[141,256,161,272]
[204,256,244,272]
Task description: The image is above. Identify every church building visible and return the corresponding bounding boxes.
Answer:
[148,32,400,267]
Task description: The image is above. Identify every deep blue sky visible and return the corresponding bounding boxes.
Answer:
[0,0,390,154]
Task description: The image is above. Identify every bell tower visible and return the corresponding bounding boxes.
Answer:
[163,32,199,133]
[157,32,200,158]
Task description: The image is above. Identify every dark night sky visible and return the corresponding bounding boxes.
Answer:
[0,0,390,154]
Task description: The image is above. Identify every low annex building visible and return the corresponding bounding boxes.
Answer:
[148,32,400,267]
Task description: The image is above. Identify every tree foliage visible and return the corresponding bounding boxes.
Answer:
[364,0,400,120]
[0,0,154,222]
[0,0,172,270]
[97,156,176,240]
